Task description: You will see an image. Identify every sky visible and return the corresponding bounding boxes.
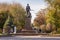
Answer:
[0,0,47,23]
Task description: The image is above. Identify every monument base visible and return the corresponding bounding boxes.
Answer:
[19,13,36,33]
[24,17,32,30]
[19,17,36,33]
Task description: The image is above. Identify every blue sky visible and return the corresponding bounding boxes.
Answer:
[0,0,47,23]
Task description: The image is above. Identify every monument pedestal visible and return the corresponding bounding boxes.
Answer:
[20,13,36,33]
[24,17,32,30]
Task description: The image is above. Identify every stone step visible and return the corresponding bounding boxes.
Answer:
[20,30,36,33]
[10,33,49,36]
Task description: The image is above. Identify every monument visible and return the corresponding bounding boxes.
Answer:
[20,4,36,33]
[24,4,32,30]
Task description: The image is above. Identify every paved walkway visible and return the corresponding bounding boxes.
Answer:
[0,36,60,40]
